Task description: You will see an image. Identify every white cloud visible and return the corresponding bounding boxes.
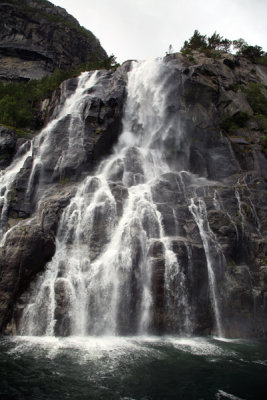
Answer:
[52,0,267,63]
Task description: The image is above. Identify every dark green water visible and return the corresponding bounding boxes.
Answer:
[0,336,266,400]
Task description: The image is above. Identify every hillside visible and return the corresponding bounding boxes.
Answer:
[0,0,108,82]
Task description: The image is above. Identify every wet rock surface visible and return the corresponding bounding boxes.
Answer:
[0,220,55,332]
[0,126,17,169]
[34,67,127,184]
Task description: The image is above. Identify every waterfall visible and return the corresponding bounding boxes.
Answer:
[27,71,99,192]
[19,59,225,337]
[0,71,99,241]
[0,141,32,237]
[189,198,223,337]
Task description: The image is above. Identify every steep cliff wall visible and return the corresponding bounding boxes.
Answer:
[0,51,267,338]
[0,0,107,81]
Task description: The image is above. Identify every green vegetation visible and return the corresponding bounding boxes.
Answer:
[243,82,267,152]
[260,134,267,155]
[181,30,267,64]
[255,114,267,134]
[0,56,118,130]
[229,260,237,267]
[0,123,29,138]
[257,54,267,66]
[228,83,241,92]
[181,30,232,56]
[233,39,265,63]
[243,83,267,116]
[0,87,34,128]
[59,177,70,185]
[220,111,251,134]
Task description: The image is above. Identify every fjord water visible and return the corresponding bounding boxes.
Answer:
[1,60,267,399]
[1,336,267,399]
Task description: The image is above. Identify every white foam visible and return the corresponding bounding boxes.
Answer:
[166,336,232,356]
[9,335,235,361]
[216,389,246,400]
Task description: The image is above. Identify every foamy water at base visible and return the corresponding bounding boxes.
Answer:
[0,336,266,399]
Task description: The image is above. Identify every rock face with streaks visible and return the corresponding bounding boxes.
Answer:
[0,48,267,338]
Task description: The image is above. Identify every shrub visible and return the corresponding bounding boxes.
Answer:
[220,111,251,133]
[256,115,267,133]
[228,83,241,92]
[181,32,266,63]
[260,135,267,155]
[181,30,232,55]
[257,54,267,66]
[243,83,267,116]
[233,39,265,63]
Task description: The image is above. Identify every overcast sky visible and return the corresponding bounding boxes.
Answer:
[52,0,267,63]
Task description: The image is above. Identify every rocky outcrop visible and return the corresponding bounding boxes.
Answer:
[0,220,55,333]
[0,126,17,168]
[154,52,267,336]
[0,0,107,81]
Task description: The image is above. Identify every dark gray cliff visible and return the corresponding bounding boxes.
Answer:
[0,52,267,338]
[156,52,267,337]
[0,0,107,81]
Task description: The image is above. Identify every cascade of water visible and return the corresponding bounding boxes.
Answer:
[239,177,261,236]
[19,59,224,337]
[20,60,170,336]
[0,141,32,237]
[163,237,192,335]
[189,197,223,337]
[213,190,221,211]
[27,71,98,194]
[235,188,245,235]
[1,71,99,241]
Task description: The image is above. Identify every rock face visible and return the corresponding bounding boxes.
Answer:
[0,126,17,168]
[0,222,56,333]
[0,51,267,338]
[0,0,107,81]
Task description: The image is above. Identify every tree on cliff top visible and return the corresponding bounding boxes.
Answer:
[181,30,231,54]
[181,31,266,63]
[233,39,265,62]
